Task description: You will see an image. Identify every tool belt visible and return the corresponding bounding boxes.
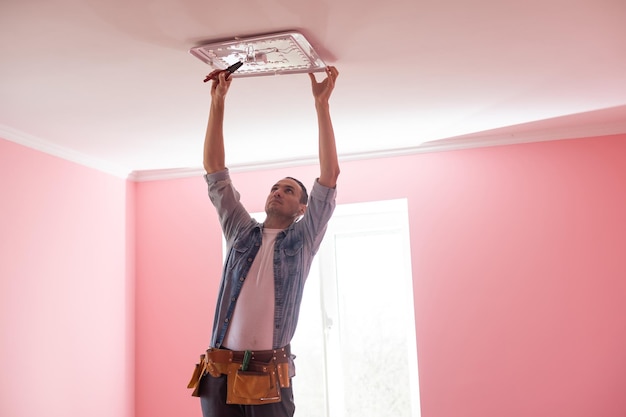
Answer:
[187,345,291,405]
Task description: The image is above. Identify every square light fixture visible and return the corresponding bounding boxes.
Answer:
[189,31,327,77]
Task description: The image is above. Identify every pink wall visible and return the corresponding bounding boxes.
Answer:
[3,132,625,417]
[0,138,134,417]
[398,136,626,416]
[135,134,626,417]
[134,177,223,417]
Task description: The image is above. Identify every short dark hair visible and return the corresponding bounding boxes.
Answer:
[287,177,308,205]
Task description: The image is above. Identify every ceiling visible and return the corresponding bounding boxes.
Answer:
[2,0,626,180]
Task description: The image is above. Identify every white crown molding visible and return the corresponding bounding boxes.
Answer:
[428,120,626,152]
[0,125,132,179]
[128,167,206,182]
[4,121,625,183]
[132,120,626,181]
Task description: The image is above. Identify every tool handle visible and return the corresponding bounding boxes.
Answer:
[203,61,243,82]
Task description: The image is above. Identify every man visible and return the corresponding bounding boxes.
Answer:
[191,65,340,417]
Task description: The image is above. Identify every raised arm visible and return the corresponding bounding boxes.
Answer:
[203,70,232,173]
[309,66,340,188]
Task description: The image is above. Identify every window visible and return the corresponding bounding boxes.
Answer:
[291,199,421,417]
[237,199,421,416]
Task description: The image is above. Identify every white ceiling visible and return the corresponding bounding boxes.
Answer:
[2,0,626,180]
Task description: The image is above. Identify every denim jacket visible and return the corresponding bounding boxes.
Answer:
[205,169,337,349]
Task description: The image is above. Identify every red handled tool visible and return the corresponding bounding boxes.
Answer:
[203,61,244,82]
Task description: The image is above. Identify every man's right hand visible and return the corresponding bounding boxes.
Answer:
[210,70,232,100]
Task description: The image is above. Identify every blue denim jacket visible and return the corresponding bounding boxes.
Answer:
[205,169,337,349]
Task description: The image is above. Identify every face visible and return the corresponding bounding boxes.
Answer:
[265,178,306,220]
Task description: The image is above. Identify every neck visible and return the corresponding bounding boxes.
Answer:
[263,215,295,230]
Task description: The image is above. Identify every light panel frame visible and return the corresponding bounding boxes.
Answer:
[189,31,327,77]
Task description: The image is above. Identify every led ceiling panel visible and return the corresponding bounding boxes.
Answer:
[189,31,327,77]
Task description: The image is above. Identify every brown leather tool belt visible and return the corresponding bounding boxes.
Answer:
[187,345,291,405]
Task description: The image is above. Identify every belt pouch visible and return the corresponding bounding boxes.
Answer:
[277,362,290,388]
[226,362,281,405]
[187,354,206,397]
[187,349,233,397]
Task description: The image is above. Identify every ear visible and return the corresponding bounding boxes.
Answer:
[298,204,307,216]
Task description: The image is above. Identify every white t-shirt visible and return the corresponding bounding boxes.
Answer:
[222,228,280,351]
